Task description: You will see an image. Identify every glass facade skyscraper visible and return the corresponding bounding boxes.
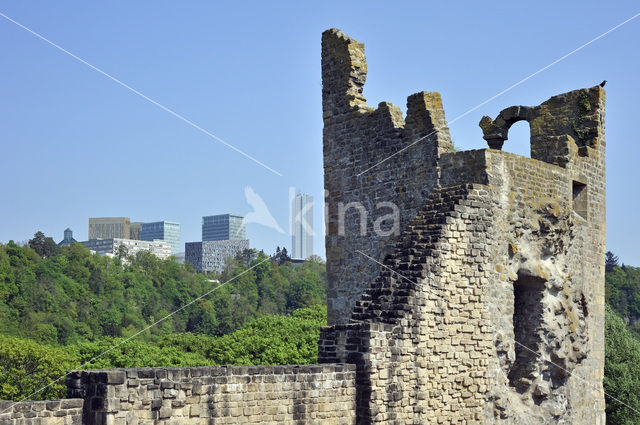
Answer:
[202,214,246,241]
[291,193,313,259]
[88,217,130,239]
[140,221,181,254]
[129,222,143,240]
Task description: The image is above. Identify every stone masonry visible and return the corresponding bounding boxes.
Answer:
[322,29,454,325]
[0,399,83,425]
[320,28,605,424]
[66,365,355,425]
[0,365,356,425]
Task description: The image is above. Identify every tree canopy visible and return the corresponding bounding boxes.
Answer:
[27,231,58,259]
[0,240,326,345]
[605,260,640,335]
[0,305,326,401]
[604,305,640,424]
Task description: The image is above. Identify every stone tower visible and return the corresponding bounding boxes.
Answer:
[322,29,454,326]
[320,28,605,424]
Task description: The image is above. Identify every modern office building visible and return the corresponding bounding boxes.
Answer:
[81,239,115,256]
[81,238,171,260]
[140,221,181,254]
[291,193,313,260]
[57,228,77,247]
[202,214,246,241]
[88,217,131,240]
[129,222,143,240]
[185,239,249,274]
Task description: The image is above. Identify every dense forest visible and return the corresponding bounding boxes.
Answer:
[602,252,640,423]
[1,235,640,423]
[605,251,640,335]
[0,236,325,344]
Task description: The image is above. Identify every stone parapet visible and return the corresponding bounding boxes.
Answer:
[67,364,356,425]
[0,399,83,425]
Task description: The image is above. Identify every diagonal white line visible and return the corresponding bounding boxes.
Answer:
[0,11,283,177]
[357,11,640,177]
[0,257,270,415]
[356,249,640,416]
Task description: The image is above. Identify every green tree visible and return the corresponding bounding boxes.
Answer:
[606,251,620,273]
[28,231,58,259]
[0,335,75,400]
[273,246,291,265]
[0,238,327,344]
[186,299,218,334]
[66,337,211,370]
[235,248,259,266]
[115,243,129,261]
[286,260,326,311]
[0,245,18,303]
[604,305,640,424]
[606,264,640,333]
[161,305,327,366]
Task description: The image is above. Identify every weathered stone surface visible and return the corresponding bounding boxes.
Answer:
[62,365,355,425]
[322,28,455,326]
[320,28,606,425]
[0,399,84,425]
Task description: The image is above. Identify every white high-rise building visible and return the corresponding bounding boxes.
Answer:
[291,193,313,260]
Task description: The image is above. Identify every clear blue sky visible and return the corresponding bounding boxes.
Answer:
[1,1,639,265]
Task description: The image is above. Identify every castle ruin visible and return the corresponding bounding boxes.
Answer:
[0,28,606,425]
[320,28,606,424]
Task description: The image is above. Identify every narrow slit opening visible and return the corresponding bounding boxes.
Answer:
[572,181,588,219]
[508,273,546,393]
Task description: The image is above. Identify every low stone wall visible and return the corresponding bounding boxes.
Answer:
[67,364,356,425]
[0,399,83,425]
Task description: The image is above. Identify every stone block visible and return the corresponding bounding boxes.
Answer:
[158,406,172,419]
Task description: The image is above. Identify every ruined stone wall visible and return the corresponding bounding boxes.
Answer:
[322,28,454,325]
[321,144,605,424]
[67,364,356,425]
[320,183,497,424]
[0,399,84,425]
[442,146,605,423]
[475,87,606,423]
[321,28,606,425]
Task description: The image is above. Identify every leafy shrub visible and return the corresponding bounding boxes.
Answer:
[0,336,75,400]
[604,305,640,424]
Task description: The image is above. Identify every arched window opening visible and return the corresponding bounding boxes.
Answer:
[503,120,531,158]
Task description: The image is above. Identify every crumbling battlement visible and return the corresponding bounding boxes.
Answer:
[321,29,605,424]
[322,29,454,326]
